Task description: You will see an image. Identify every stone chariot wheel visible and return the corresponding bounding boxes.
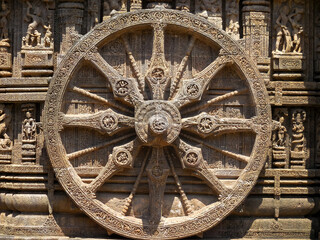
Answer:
[44,9,272,240]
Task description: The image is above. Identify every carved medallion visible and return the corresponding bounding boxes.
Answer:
[44,9,272,239]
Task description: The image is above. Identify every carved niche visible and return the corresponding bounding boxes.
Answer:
[44,9,272,239]
[0,0,11,77]
[272,108,289,168]
[272,0,306,81]
[21,103,37,164]
[21,0,54,77]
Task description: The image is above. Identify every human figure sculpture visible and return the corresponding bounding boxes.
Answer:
[22,110,36,141]
[0,104,11,148]
[0,0,10,41]
[226,0,239,35]
[276,116,287,146]
[289,7,304,53]
[292,111,305,152]
[24,0,44,46]
[275,5,292,53]
[43,24,52,47]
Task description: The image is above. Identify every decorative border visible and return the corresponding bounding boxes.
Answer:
[43,9,272,239]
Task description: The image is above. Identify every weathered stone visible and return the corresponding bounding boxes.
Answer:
[0,0,319,239]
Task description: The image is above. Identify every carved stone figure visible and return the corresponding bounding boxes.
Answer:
[226,0,239,36]
[0,103,11,148]
[289,7,304,53]
[21,104,37,164]
[272,109,288,167]
[0,0,10,42]
[22,110,36,141]
[291,109,305,152]
[276,116,287,146]
[24,1,45,47]
[0,0,11,77]
[275,5,292,53]
[43,24,52,47]
[290,109,306,168]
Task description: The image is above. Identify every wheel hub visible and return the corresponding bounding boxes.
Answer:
[135,101,181,145]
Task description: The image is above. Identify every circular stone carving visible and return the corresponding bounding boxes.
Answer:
[114,79,130,97]
[150,68,167,84]
[184,82,201,99]
[101,113,118,131]
[135,101,181,145]
[149,114,169,134]
[184,150,201,167]
[44,9,272,240]
[113,149,132,166]
[198,115,215,133]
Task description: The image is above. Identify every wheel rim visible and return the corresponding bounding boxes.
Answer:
[44,9,272,239]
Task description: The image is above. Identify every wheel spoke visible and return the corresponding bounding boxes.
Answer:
[145,23,170,100]
[67,133,135,160]
[121,35,147,98]
[89,138,141,194]
[181,133,250,164]
[122,148,151,216]
[182,88,248,115]
[182,113,258,138]
[169,36,196,100]
[172,52,234,108]
[174,138,230,198]
[165,149,193,215]
[85,47,144,105]
[146,147,170,224]
[70,85,133,115]
[59,109,134,135]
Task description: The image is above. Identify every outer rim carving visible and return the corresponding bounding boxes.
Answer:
[44,9,272,240]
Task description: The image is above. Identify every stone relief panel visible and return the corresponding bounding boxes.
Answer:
[21,103,37,164]
[21,0,54,77]
[270,107,311,169]
[0,0,11,77]
[273,0,305,54]
[272,0,307,81]
[226,0,239,39]
[272,108,289,168]
[290,108,307,168]
[0,103,12,164]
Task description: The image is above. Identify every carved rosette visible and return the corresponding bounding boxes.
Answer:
[44,9,271,239]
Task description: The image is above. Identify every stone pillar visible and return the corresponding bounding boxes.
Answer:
[57,0,84,62]
[242,0,271,82]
